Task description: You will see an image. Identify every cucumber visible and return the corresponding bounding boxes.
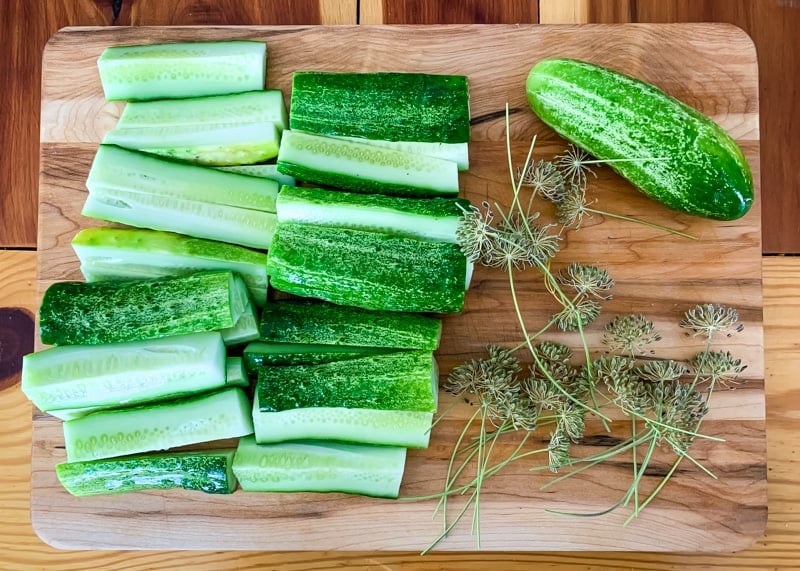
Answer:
[72,227,268,306]
[225,357,249,388]
[252,392,434,448]
[243,342,395,370]
[267,222,467,313]
[525,58,754,220]
[117,90,287,131]
[56,449,237,496]
[103,121,281,166]
[39,270,248,346]
[256,350,438,413]
[21,331,225,412]
[289,71,470,143]
[98,41,266,101]
[83,145,279,249]
[276,185,468,243]
[215,164,296,187]
[232,436,406,498]
[258,299,442,350]
[276,131,459,197]
[327,136,469,171]
[219,296,259,346]
[63,388,254,462]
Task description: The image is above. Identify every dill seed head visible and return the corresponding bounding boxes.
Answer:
[556,184,591,230]
[534,341,573,365]
[555,401,586,442]
[522,376,562,410]
[603,314,662,355]
[654,380,709,455]
[554,144,597,188]
[487,230,532,270]
[518,160,566,202]
[553,298,602,331]
[635,360,689,383]
[445,359,483,396]
[547,431,572,472]
[456,204,496,264]
[590,355,636,388]
[557,262,615,300]
[691,350,746,388]
[495,398,540,431]
[680,304,744,340]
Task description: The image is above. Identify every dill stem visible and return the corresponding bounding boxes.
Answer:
[428,397,464,432]
[421,489,478,555]
[582,207,697,240]
[509,316,559,352]
[435,406,482,524]
[627,409,725,442]
[624,455,682,527]
[631,416,639,512]
[471,406,489,545]
[623,434,658,516]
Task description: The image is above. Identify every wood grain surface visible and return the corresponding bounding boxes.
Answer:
[30,23,765,553]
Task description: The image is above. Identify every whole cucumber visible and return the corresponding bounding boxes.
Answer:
[525,58,753,220]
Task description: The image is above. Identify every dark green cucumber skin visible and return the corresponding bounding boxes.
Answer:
[39,271,235,345]
[259,299,442,350]
[526,58,753,221]
[267,223,467,313]
[244,345,394,369]
[56,450,235,496]
[256,350,436,413]
[290,72,470,143]
[276,160,457,198]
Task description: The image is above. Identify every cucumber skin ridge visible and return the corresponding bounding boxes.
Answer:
[526,58,754,221]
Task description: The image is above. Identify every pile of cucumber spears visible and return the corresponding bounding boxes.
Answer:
[23,39,753,501]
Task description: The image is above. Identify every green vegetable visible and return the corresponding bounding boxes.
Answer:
[83,145,278,249]
[225,357,249,387]
[63,387,254,462]
[276,130,459,197]
[289,71,470,143]
[258,299,442,350]
[215,164,296,187]
[256,350,438,413]
[97,41,266,101]
[267,222,469,313]
[72,227,268,306]
[328,136,469,171]
[276,185,468,243]
[525,58,753,220]
[21,331,226,412]
[56,449,237,496]
[243,342,394,369]
[39,270,249,346]
[232,435,406,498]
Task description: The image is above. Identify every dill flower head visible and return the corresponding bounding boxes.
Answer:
[635,360,689,383]
[499,213,561,267]
[603,314,662,355]
[522,377,562,410]
[554,144,597,188]
[456,203,496,264]
[553,298,602,331]
[653,379,709,455]
[534,341,573,365]
[547,431,572,473]
[518,159,566,202]
[555,184,591,230]
[558,262,614,300]
[691,350,746,388]
[680,304,744,340]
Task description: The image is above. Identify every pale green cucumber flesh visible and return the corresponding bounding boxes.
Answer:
[63,388,254,462]
[328,135,469,171]
[215,164,296,187]
[243,342,396,370]
[276,131,459,197]
[526,58,753,220]
[289,71,470,143]
[232,435,406,498]
[72,227,268,306]
[22,331,226,411]
[252,393,433,448]
[219,297,260,346]
[267,223,467,313]
[39,271,241,346]
[256,350,437,413]
[98,41,267,101]
[56,449,237,496]
[258,298,442,350]
[276,185,468,243]
[225,357,249,388]
[118,90,287,130]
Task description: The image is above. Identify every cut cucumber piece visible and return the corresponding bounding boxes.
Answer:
[276,131,459,197]
[328,136,469,171]
[276,185,468,243]
[225,357,249,388]
[233,435,406,498]
[252,392,433,448]
[72,227,268,307]
[267,222,467,313]
[103,121,281,166]
[118,90,287,131]
[22,331,225,411]
[63,388,254,462]
[215,164,296,187]
[39,270,248,346]
[98,41,267,101]
[83,145,279,249]
[289,71,470,143]
[259,298,442,350]
[56,449,237,496]
[243,342,396,370]
[219,296,259,346]
[256,350,437,413]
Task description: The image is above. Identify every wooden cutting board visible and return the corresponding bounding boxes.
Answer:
[32,24,765,552]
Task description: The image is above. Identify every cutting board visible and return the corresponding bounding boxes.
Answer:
[32,24,765,552]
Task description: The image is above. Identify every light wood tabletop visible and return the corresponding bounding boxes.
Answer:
[1,1,798,569]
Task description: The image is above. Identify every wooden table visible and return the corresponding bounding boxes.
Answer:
[1,1,798,569]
